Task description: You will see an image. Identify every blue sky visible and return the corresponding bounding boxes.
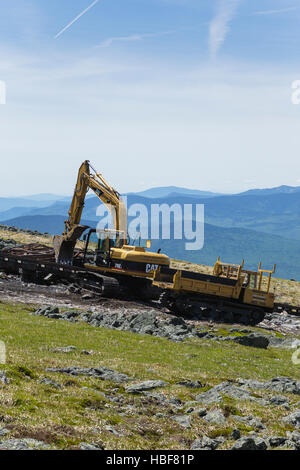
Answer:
[0,0,300,195]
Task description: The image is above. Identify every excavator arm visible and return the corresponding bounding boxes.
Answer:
[54,160,127,264]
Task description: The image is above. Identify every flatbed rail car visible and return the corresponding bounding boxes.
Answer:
[153,259,276,324]
[0,252,152,297]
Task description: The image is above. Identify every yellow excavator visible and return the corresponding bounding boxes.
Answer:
[52,161,276,322]
[53,161,170,295]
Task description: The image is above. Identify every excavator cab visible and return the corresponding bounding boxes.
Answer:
[82,227,170,274]
[83,228,126,267]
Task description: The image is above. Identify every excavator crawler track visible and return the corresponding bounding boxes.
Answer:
[75,274,120,297]
[100,276,120,296]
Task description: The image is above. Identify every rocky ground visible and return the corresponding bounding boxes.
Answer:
[0,281,299,450]
[0,304,299,451]
[2,371,299,450]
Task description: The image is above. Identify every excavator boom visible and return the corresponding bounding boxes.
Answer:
[54,160,127,264]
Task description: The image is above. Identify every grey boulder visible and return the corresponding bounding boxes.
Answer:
[0,438,49,450]
[125,380,168,394]
[202,410,226,426]
[46,366,130,383]
[191,436,220,451]
[231,437,267,450]
[282,410,300,428]
[230,333,270,349]
[79,442,104,450]
[171,415,191,429]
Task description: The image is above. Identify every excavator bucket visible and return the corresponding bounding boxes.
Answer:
[53,225,89,264]
[53,236,76,265]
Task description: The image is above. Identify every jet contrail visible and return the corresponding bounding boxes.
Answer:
[55,0,101,39]
[209,0,242,59]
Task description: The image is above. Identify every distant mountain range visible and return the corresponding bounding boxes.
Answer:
[1,183,300,281]
[17,193,71,202]
[127,186,222,199]
[0,197,59,212]
[1,215,96,235]
[2,183,299,210]
[238,185,300,197]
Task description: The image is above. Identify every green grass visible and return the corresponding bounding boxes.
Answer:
[0,301,299,450]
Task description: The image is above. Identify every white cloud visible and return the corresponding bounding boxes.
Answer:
[209,0,242,59]
[254,7,298,16]
[97,31,175,48]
